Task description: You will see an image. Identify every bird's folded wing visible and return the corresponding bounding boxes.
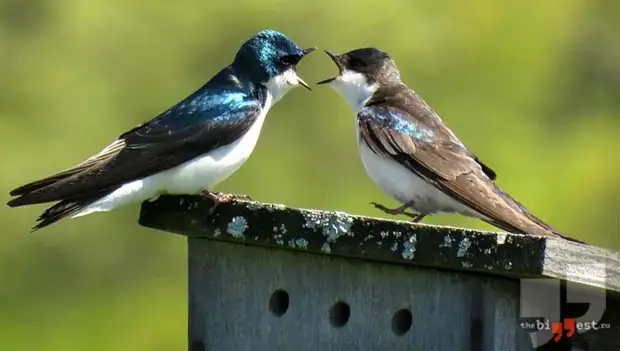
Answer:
[357,105,490,182]
[8,99,262,206]
[357,106,556,236]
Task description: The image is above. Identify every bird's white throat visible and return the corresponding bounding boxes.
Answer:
[328,70,378,113]
[265,68,305,103]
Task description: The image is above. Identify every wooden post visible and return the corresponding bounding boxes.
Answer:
[139,195,620,351]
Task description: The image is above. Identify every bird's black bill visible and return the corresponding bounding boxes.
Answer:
[324,51,343,69]
[296,47,316,91]
[302,47,317,56]
[316,50,342,85]
[316,77,335,85]
[298,76,312,91]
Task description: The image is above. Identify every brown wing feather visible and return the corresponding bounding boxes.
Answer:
[359,87,578,241]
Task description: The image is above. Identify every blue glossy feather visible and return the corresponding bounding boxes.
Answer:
[154,88,257,129]
[8,28,309,231]
[234,29,305,78]
[359,106,435,143]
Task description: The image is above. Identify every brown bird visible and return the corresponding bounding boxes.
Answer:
[317,47,583,244]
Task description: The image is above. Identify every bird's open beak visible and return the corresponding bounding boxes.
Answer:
[296,76,312,91]
[316,50,343,85]
[295,47,317,91]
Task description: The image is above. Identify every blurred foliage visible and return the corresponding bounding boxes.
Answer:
[1,0,619,349]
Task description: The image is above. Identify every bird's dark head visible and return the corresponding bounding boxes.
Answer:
[317,48,401,111]
[234,30,315,99]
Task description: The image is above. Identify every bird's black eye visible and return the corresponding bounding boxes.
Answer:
[348,57,363,69]
[279,55,299,67]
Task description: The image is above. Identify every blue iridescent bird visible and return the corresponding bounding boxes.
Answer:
[8,29,316,231]
[318,48,581,242]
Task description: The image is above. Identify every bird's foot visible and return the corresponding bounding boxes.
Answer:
[410,213,426,223]
[370,202,426,223]
[370,202,413,216]
[200,191,252,214]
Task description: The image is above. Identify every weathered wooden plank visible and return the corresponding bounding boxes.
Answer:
[187,239,531,351]
[139,195,620,350]
[139,195,620,292]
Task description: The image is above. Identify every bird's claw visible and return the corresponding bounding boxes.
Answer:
[370,201,411,215]
[369,201,426,222]
[200,191,252,215]
[410,213,426,223]
[370,201,391,213]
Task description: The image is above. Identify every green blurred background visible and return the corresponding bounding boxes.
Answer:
[1,0,619,349]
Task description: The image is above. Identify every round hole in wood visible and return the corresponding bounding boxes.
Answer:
[329,301,350,327]
[269,289,289,317]
[391,308,413,336]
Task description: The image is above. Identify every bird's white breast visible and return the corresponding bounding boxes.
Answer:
[356,126,479,216]
[329,70,484,218]
[155,95,272,194]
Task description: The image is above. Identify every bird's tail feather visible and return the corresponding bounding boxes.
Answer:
[9,168,83,199]
[31,194,104,232]
[483,186,586,244]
